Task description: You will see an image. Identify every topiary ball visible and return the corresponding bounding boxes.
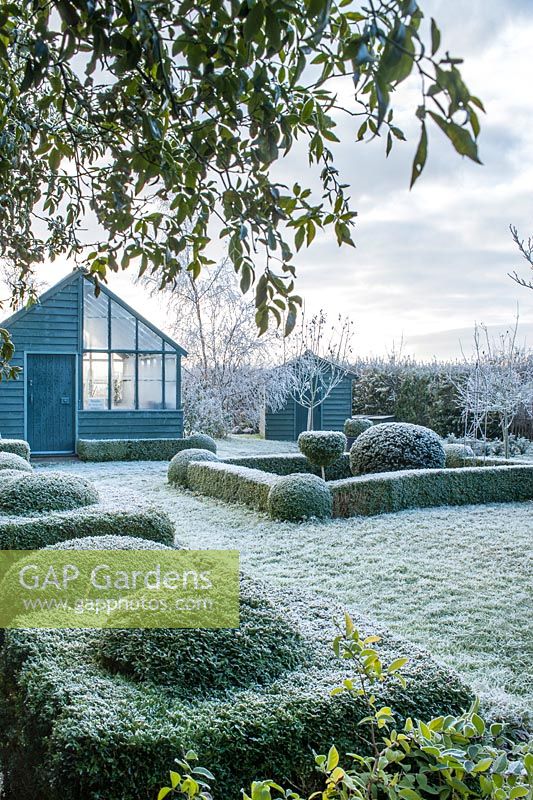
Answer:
[96,576,308,689]
[185,433,217,453]
[0,452,32,473]
[168,448,219,487]
[443,443,475,468]
[298,430,347,468]
[344,417,373,438]
[268,473,332,521]
[350,422,446,476]
[0,472,99,515]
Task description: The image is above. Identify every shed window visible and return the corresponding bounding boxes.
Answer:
[111,300,136,350]
[112,353,135,409]
[82,278,179,411]
[83,285,109,349]
[83,353,108,409]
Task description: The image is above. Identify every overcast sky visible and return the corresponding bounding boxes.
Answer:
[17,0,533,361]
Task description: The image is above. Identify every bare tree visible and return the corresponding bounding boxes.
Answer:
[141,259,289,436]
[509,225,533,290]
[454,316,533,458]
[284,310,354,431]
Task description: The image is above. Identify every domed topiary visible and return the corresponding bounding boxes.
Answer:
[443,442,475,468]
[298,431,347,479]
[0,472,99,515]
[0,452,32,473]
[268,473,332,521]
[168,448,219,487]
[350,422,446,476]
[185,433,217,453]
[344,417,373,438]
[96,576,308,689]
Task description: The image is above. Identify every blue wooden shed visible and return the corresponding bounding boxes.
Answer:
[264,357,357,441]
[0,270,186,455]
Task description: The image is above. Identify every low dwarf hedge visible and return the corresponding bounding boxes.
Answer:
[0,507,175,549]
[443,443,475,468]
[0,453,32,473]
[0,440,30,461]
[77,435,217,463]
[0,584,472,800]
[330,464,533,517]
[168,448,219,487]
[224,453,351,481]
[98,576,307,689]
[268,473,332,521]
[0,472,99,515]
[187,461,277,511]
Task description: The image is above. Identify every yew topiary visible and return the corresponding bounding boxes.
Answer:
[268,473,332,521]
[350,422,446,476]
[167,448,219,487]
[298,430,347,479]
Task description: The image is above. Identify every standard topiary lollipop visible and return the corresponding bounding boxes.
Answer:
[298,430,347,479]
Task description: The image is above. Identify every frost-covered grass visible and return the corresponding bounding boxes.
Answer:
[35,435,532,720]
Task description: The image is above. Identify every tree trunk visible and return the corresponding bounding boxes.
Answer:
[503,415,510,459]
[307,405,313,431]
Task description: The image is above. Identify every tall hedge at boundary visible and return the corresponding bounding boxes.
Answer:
[330,464,533,517]
[0,507,175,549]
[77,436,216,462]
[0,584,473,800]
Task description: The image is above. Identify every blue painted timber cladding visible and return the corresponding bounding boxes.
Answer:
[0,271,185,451]
[265,370,355,441]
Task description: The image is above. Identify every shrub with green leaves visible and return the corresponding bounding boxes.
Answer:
[98,577,307,689]
[238,616,533,800]
[330,464,533,518]
[77,435,217,462]
[187,461,276,512]
[168,449,220,487]
[0,585,472,800]
[0,508,175,549]
[0,472,99,515]
[0,439,30,461]
[298,431,347,479]
[344,417,373,438]
[350,422,446,476]
[225,453,351,481]
[185,434,217,454]
[46,534,174,551]
[443,442,476,468]
[268,473,332,521]
[0,452,32,473]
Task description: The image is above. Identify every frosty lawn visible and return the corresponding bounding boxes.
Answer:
[35,435,532,723]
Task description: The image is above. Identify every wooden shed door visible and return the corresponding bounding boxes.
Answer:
[27,354,76,454]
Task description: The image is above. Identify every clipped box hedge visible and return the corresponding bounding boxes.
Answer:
[330,464,533,517]
[0,439,30,461]
[0,507,175,549]
[77,437,215,462]
[225,453,351,481]
[0,585,472,800]
[187,461,277,511]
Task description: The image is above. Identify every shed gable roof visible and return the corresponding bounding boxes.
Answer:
[1,269,187,356]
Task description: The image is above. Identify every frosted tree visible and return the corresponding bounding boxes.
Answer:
[142,259,289,436]
[455,317,533,458]
[284,310,354,431]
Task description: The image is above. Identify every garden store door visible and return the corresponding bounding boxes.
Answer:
[26,354,76,454]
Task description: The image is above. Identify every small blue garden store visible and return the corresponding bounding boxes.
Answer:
[0,270,186,454]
